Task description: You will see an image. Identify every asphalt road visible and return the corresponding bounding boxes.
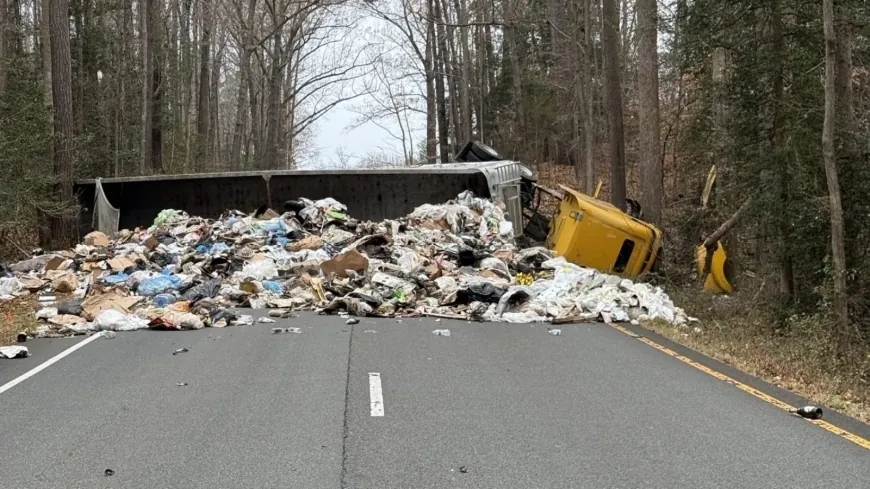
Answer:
[1,313,868,488]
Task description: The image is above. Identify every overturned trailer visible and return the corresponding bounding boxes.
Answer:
[74,162,526,238]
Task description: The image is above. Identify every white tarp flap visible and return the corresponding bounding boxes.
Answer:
[92,178,120,235]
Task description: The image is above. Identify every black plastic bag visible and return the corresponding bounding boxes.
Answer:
[57,299,83,316]
[456,282,506,304]
[181,278,222,303]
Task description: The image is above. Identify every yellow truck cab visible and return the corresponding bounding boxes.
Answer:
[546,185,662,279]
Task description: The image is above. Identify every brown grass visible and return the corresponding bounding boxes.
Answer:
[533,161,870,424]
[0,295,38,346]
[643,289,870,423]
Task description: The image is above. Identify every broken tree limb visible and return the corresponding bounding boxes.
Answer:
[534,184,564,200]
[702,196,753,249]
[698,196,753,279]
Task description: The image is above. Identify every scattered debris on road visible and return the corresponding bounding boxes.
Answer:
[172,347,190,355]
[257,317,276,323]
[271,327,301,334]
[1,191,690,345]
[104,469,115,477]
[792,405,824,420]
[0,345,30,358]
[459,465,469,474]
[432,329,451,337]
[346,318,359,325]
[548,328,562,336]
[176,382,188,386]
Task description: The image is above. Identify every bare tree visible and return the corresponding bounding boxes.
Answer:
[0,0,7,99]
[772,0,793,302]
[39,0,53,109]
[141,0,154,174]
[602,0,626,207]
[47,0,75,247]
[229,0,258,170]
[637,0,662,225]
[197,0,213,170]
[582,0,594,194]
[821,0,848,334]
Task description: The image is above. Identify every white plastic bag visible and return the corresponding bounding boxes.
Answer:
[0,345,30,358]
[0,277,22,297]
[240,259,278,280]
[94,309,149,331]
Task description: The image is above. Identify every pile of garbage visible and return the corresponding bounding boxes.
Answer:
[0,191,689,339]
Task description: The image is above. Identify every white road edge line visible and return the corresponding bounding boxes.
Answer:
[0,333,104,395]
[369,372,384,417]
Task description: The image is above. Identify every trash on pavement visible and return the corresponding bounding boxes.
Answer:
[94,309,150,331]
[0,190,690,344]
[272,327,301,334]
[432,329,451,336]
[232,315,254,326]
[176,382,188,386]
[104,469,115,477]
[0,345,30,358]
[346,318,359,325]
[173,347,190,355]
[548,328,562,336]
[792,406,823,420]
[320,249,368,278]
[257,317,276,323]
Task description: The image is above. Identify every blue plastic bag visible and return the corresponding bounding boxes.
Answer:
[138,275,182,296]
[262,281,284,294]
[259,219,287,235]
[153,293,177,308]
[103,273,130,285]
[210,242,230,254]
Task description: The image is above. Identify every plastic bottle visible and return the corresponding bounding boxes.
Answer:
[154,293,177,308]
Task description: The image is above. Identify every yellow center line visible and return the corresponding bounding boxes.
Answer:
[607,323,870,451]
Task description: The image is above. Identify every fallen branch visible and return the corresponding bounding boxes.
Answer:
[702,196,753,249]
[534,184,564,200]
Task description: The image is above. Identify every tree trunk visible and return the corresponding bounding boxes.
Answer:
[248,60,260,165]
[230,0,256,171]
[152,0,163,173]
[0,0,7,98]
[602,0,626,208]
[40,0,53,109]
[452,0,472,145]
[771,0,793,302]
[180,0,192,170]
[47,0,75,248]
[209,38,222,168]
[821,0,849,336]
[834,9,855,146]
[140,0,153,175]
[433,0,453,158]
[425,3,436,163]
[637,0,662,226]
[73,0,84,136]
[503,10,523,153]
[583,0,594,194]
[263,24,283,170]
[430,0,449,163]
[471,23,484,140]
[196,0,212,171]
